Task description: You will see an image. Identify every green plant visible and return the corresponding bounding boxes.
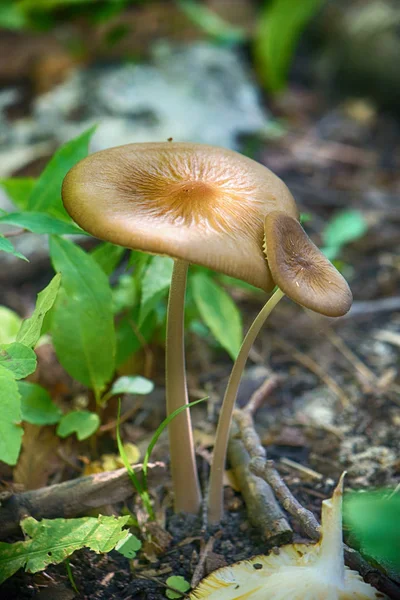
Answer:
[254,0,324,92]
[0,515,131,585]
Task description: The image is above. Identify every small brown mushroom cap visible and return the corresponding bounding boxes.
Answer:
[264,211,353,317]
[62,142,298,292]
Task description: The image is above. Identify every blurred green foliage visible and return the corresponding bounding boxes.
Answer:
[344,490,400,574]
[254,0,324,92]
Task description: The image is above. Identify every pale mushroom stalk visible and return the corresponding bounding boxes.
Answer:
[166,259,201,513]
[208,287,285,523]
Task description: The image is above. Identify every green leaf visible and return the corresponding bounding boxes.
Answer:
[166,575,191,599]
[116,308,157,368]
[0,343,37,379]
[254,0,324,92]
[17,274,61,348]
[0,306,22,344]
[191,273,242,360]
[177,0,245,44]
[112,274,139,315]
[0,365,22,466]
[0,178,35,210]
[27,127,96,218]
[0,5,28,30]
[110,376,154,396]
[114,533,141,559]
[50,237,115,397]
[0,515,130,584]
[344,490,400,572]
[91,242,125,276]
[18,381,62,425]
[139,256,174,325]
[0,235,28,261]
[56,410,100,440]
[0,212,85,236]
[322,209,368,261]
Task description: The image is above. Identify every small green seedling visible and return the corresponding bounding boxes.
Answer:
[166,575,191,599]
[115,533,142,559]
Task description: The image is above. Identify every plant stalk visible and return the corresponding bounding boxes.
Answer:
[207,287,285,523]
[166,259,202,513]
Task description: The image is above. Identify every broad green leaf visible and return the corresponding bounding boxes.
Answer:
[17,274,61,348]
[56,410,100,440]
[0,343,37,379]
[91,242,125,275]
[110,376,154,396]
[177,0,245,43]
[191,273,242,360]
[0,235,28,261]
[28,127,96,218]
[18,381,62,425]
[344,491,400,572]
[254,0,324,92]
[0,365,22,465]
[166,576,191,599]
[114,533,141,559]
[0,178,35,210]
[116,308,157,368]
[323,209,368,260]
[0,306,22,344]
[50,237,115,397]
[0,515,130,584]
[0,212,85,236]
[139,256,173,325]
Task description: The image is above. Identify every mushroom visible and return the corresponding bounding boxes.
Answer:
[62,141,352,515]
[192,476,387,600]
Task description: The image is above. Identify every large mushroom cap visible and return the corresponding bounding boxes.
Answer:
[62,142,298,291]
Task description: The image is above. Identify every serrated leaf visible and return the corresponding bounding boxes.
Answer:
[166,575,191,599]
[0,235,28,261]
[91,242,125,275]
[0,365,22,465]
[110,376,154,396]
[18,381,62,425]
[56,410,100,440]
[191,273,242,360]
[0,343,37,379]
[0,306,22,344]
[50,237,115,397]
[0,178,35,210]
[17,274,61,348]
[27,127,96,218]
[139,256,174,325]
[0,212,85,236]
[0,515,130,584]
[254,0,323,92]
[115,533,141,559]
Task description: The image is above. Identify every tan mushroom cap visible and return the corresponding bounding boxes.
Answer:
[62,142,298,292]
[264,211,353,317]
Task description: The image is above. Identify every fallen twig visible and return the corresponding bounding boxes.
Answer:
[0,462,165,539]
[191,536,215,589]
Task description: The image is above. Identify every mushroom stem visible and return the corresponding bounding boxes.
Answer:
[207,287,285,523]
[166,259,202,513]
